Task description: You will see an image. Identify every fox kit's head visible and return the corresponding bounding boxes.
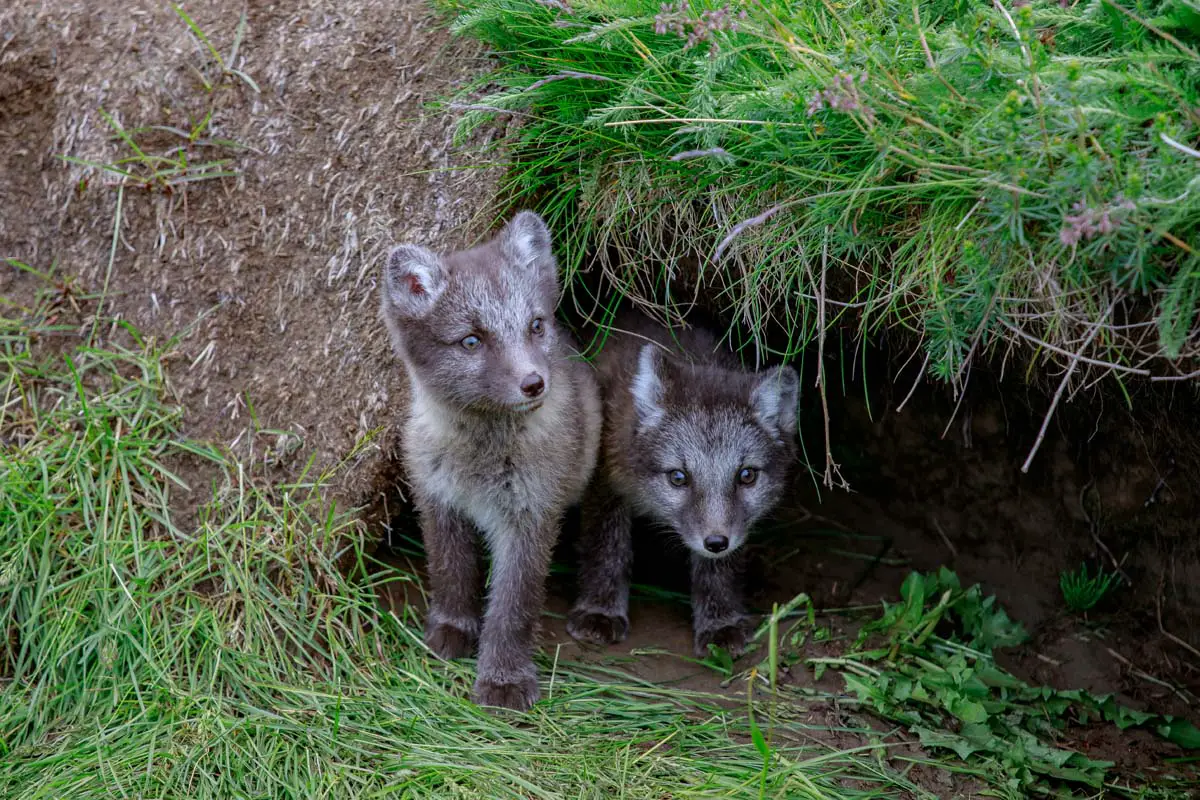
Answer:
[381,212,563,414]
[627,345,799,559]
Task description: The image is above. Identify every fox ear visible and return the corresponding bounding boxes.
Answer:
[631,343,667,430]
[750,365,799,439]
[383,244,447,319]
[499,211,555,278]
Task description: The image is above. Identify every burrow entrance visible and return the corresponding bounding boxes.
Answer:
[364,307,1200,724]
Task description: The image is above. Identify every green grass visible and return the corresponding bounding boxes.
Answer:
[0,273,961,798]
[3,276,1196,796]
[59,107,243,195]
[4,4,1194,795]
[57,7,254,198]
[1060,561,1121,611]
[441,0,1200,387]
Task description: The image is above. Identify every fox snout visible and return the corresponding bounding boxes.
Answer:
[693,529,741,558]
[501,346,552,410]
[520,372,545,399]
[682,523,745,560]
[703,534,729,554]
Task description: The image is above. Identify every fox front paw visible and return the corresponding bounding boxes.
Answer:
[472,674,540,712]
[566,607,630,645]
[694,621,748,659]
[426,621,478,660]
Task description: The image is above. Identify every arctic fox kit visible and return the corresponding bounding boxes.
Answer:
[380,212,601,711]
[567,309,798,658]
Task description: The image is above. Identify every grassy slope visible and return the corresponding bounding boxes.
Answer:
[445,0,1200,384]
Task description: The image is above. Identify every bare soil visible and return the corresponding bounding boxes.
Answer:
[4,0,1198,792]
[1,0,504,508]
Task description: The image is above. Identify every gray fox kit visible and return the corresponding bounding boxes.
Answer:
[380,212,602,711]
[568,308,798,658]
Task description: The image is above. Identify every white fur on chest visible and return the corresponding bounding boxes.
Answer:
[403,384,577,540]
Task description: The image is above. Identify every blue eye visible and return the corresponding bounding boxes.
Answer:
[461,334,481,351]
[668,469,689,487]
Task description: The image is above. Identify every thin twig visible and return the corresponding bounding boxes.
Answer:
[714,204,786,260]
[1157,578,1200,661]
[1093,535,1131,585]
[1076,479,1133,584]
[1158,228,1196,256]
[932,517,958,559]
[994,0,1050,150]
[896,352,931,413]
[815,230,847,490]
[1100,0,1200,59]
[1021,297,1117,473]
[1106,647,1196,706]
[669,147,731,161]
[1161,132,1200,160]
[1150,368,1200,382]
[955,198,985,231]
[525,71,613,93]
[999,319,1151,377]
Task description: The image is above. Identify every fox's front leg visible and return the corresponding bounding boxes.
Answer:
[418,500,483,659]
[690,550,749,658]
[567,479,633,645]
[473,520,556,711]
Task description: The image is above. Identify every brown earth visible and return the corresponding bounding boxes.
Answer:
[1,0,505,510]
[3,0,1198,793]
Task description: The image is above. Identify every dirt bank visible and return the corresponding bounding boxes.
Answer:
[1,0,502,506]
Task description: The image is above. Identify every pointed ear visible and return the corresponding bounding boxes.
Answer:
[382,244,447,319]
[631,343,667,431]
[499,211,554,277]
[750,365,799,439]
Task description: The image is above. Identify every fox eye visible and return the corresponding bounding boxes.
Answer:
[668,469,689,487]
[460,334,482,351]
[737,467,758,486]
[530,317,545,336]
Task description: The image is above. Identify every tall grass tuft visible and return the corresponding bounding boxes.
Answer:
[443,0,1200,387]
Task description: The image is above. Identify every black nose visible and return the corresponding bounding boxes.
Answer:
[703,535,729,554]
[520,373,545,399]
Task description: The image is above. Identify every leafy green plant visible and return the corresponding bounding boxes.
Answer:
[811,569,1199,795]
[1060,561,1121,612]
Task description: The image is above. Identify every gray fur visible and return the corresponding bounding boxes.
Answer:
[568,308,798,658]
[380,211,602,711]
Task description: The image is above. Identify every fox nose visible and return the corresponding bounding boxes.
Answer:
[703,534,729,554]
[520,373,545,399]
